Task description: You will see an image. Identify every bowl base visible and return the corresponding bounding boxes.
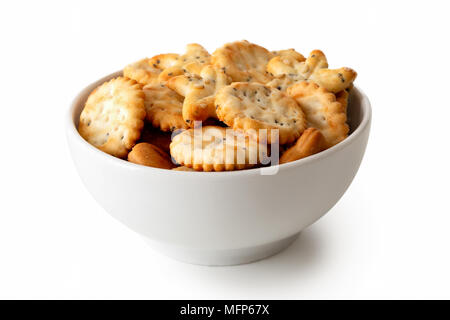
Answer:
[143,233,300,266]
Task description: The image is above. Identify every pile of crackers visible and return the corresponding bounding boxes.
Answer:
[78,40,356,171]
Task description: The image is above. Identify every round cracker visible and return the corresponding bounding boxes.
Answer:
[267,49,307,78]
[215,82,306,144]
[266,75,296,92]
[158,43,211,83]
[170,126,265,171]
[78,77,146,158]
[124,54,180,86]
[335,89,349,114]
[123,58,161,86]
[280,128,326,164]
[287,81,349,147]
[148,53,180,70]
[143,84,189,131]
[267,49,356,93]
[212,40,274,83]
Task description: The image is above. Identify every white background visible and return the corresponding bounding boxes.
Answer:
[1,0,449,299]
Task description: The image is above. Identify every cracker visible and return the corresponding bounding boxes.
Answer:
[267,49,307,77]
[309,67,357,94]
[158,44,211,83]
[280,128,326,164]
[287,81,349,147]
[267,49,356,93]
[123,58,161,86]
[215,82,306,144]
[268,49,327,79]
[335,89,349,114]
[143,84,189,131]
[124,54,179,86]
[128,143,175,169]
[211,40,274,83]
[266,49,308,90]
[166,65,231,124]
[170,126,265,171]
[266,75,297,92]
[78,77,146,158]
[148,53,180,70]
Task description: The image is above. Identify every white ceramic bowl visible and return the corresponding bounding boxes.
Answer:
[66,71,371,266]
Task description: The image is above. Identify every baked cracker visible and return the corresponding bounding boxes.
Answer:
[170,126,265,171]
[211,40,274,83]
[166,65,231,125]
[143,84,189,131]
[287,81,349,147]
[267,49,356,93]
[158,43,211,83]
[123,58,161,86]
[124,54,179,86]
[215,82,306,144]
[78,77,146,158]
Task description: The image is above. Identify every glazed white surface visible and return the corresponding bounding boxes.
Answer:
[1,0,450,299]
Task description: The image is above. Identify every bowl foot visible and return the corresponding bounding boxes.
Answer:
[142,233,300,266]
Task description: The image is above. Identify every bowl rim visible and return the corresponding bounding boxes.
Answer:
[66,71,372,177]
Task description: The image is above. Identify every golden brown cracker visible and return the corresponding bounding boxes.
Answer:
[267,49,356,93]
[158,44,211,83]
[143,84,189,131]
[123,59,161,86]
[287,81,349,147]
[170,126,265,171]
[78,77,146,158]
[166,65,231,124]
[212,40,274,83]
[335,89,350,114]
[215,82,306,144]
